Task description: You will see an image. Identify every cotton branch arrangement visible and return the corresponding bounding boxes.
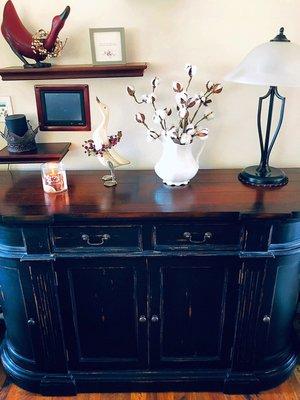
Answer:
[127,64,223,145]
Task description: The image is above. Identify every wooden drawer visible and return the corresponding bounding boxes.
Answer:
[271,220,300,248]
[0,225,25,252]
[152,223,242,250]
[51,225,143,252]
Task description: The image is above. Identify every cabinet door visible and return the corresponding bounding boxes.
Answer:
[56,258,148,370]
[232,256,300,371]
[149,257,239,369]
[0,260,67,373]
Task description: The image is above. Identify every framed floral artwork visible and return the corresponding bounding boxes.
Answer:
[89,28,126,65]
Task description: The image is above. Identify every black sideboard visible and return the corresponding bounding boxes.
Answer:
[0,169,299,395]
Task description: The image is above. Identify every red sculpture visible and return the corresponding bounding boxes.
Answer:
[1,0,70,68]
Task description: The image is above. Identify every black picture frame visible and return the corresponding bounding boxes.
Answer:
[35,85,91,131]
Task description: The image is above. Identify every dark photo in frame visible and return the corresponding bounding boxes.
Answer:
[35,85,91,131]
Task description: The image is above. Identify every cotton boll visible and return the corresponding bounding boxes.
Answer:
[176,92,188,105]
[185,124,195,136]
[127,85,135,96]
[166,127,178,139]
[185,64,197,77]
[179,107,188,119]
[173,81,183,93]
[135,113,145,123]
[165,107,172,116]
[180,133,192,145]
[196,128,209,140]
[141,94,156,104]
[156,109,167,120]
[153,114,161,124]
[152,77,160,88]
[149,93,157,103]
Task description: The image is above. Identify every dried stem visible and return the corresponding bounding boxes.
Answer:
[186,75,193,92]
[141,120,160,139]
[194,112,213,128]
[133,94,144,104]
[151,99,166,131]
[190,90,212,123]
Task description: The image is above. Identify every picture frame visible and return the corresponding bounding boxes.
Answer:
[34,85,91,131]
[89,27,126,65]
[0,96,13,122]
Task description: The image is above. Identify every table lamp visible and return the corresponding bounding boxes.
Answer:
[225,28,300,187]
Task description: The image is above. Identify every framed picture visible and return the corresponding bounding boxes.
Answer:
[89,28,126,65]
[0,96,13,122]
[35,85,91,131]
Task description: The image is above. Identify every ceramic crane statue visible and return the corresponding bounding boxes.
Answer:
[92,97,130,186]
[1,0,70,68]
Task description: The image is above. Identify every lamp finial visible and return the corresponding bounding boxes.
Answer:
[271,27,290,42]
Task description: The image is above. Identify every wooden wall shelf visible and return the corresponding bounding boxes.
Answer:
[0,142,71,164]
[0,63,148,81]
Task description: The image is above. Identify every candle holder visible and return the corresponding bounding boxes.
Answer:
[41,162,68,194]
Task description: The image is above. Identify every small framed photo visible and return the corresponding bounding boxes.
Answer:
[0,96,13,122]
[35,85,91,131]
[89,27,126,65]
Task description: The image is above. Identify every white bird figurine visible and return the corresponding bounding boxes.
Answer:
[93,97,130,186]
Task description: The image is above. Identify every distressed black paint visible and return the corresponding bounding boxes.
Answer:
[0,170,299,395]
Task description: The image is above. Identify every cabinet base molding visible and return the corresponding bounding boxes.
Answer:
[224,351,298,394]
[2,342,297,395]
[40,376,77,397]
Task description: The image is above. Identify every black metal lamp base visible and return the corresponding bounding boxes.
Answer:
[238,166,288,187]
[238,85,288,188]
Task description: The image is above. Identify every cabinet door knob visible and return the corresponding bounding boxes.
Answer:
[151,315,159,323]
[27,318,36,326]
[263,315,271,324]
[139,315,147,323]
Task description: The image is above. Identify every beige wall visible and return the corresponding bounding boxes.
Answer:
[0,0,300,171]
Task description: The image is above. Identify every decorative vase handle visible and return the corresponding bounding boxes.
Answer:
[196,140,207,164]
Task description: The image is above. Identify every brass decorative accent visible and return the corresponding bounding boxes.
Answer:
[81,233,110,246]
[183,231,213,244]
[31,29,66,58]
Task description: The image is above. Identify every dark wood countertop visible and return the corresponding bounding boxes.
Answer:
[1,169,300,222]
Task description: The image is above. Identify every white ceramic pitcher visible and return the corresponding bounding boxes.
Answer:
[154,136,205,186]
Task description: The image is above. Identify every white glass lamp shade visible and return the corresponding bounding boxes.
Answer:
[225,40,300,87]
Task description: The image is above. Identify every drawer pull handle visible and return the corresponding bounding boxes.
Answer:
[82,233,111,246]
[139,315,147,323]
[183,231,213,244]
[27,318,36,326]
